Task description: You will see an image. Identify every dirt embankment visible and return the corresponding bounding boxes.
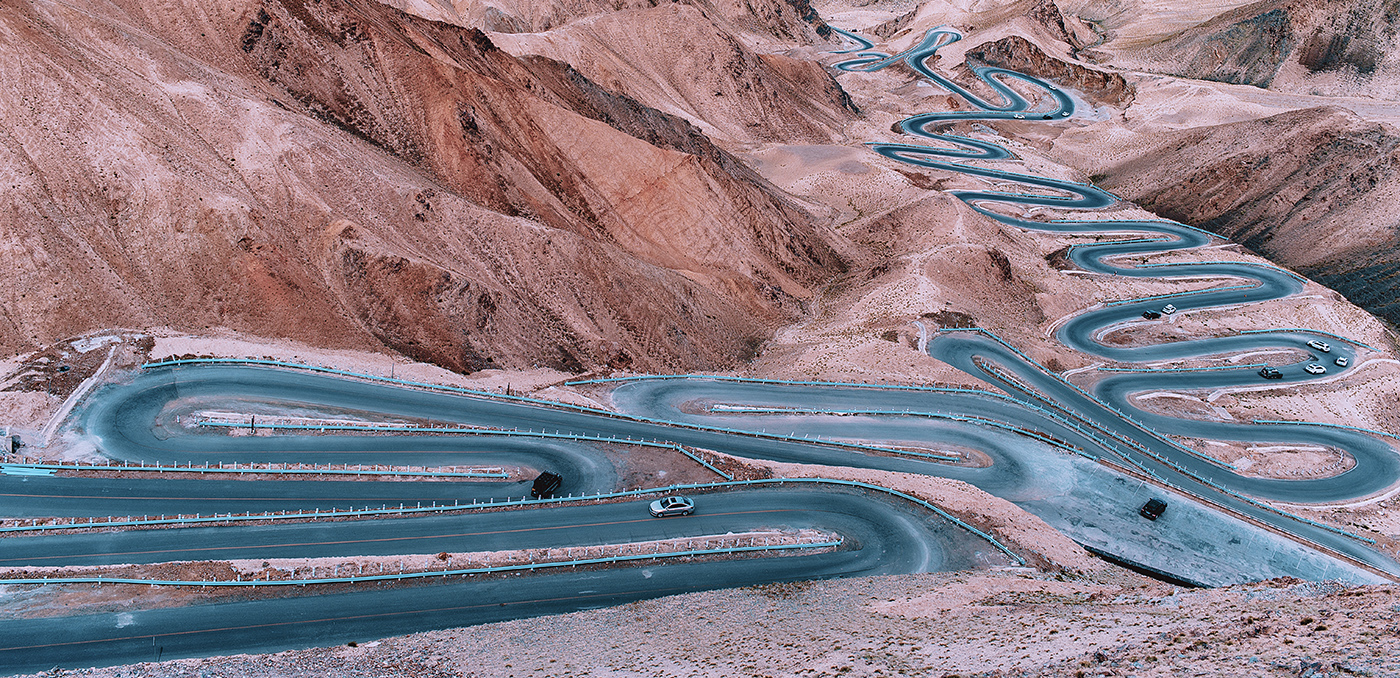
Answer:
[39,571,1400,678]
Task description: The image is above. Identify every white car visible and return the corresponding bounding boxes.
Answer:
[1305,363,1326,375]
[1161,304,1177,314]
[1335,357,1349,367]
[1306,340,1331,353]
[648,495,695,517]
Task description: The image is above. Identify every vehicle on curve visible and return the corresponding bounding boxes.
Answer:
[1141,310,1161,320]
[1336,356,1349,367]
[1161,303,1176,314]
[1307,339,1331,353]
[531,471,563,498]
[1305,363,1327,375]
[1259,367,1282,379]
[649,495,695,517]
[1139,498,1168,521]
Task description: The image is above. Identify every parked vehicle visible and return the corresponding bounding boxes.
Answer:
[648,495,695,517]
[1305,363,1327,375]
[1141,310,1162,320]
[1139,498,1168,521]
[1335,357,1349,367]
[531,471,562,498]
[1306,339,1331,353]
[1258,367,1282,379]
[1161,304,1176,314]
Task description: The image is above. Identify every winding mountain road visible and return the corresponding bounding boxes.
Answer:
[2,24,1399,674]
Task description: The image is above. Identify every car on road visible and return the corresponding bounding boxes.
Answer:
[1306,340,1331,353]
[649,495,695,517]
[1161,303,1176,314]
[1335,357,1349,367]
[1259,367,1282,379]
[1141,310,1162,320]
[1305,363,1327,375]
[1013,113,1025,119]
[1139,498,1168,521]
[531,471,562,498]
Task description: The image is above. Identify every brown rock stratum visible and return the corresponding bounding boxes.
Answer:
[0,0,856,373]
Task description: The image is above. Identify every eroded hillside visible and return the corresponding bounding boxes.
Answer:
[0,0,859,373]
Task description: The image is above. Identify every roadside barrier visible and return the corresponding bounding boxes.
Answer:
[140,359,945,465]
[0,459,507,479]
[0,477,1026,566]
[1101,283,1261,307]
[566,373,1003,397]
[1134,260,1307,283]
[1238,328,1381,354]
[192,420,733,481]
[0,539,844,588]
[1098,364,1267,373]
[707,404,1077,461]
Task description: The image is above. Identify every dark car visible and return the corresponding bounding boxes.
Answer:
[1139,498,1168,521]
[531,471,562,498]
[1259,367,1283,379]
[1141,311,1162,320]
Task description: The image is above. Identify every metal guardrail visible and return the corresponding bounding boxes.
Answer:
[1134,260,1308,283]
[0,477,1026,566]
[565,373,1002,397]
[1098,363,1268,373]
[1252,418,1400,443]
[707,405,1080,461]
[1237,328,1381,354]
[193,420,734,481]
[140,359,932,465]
[0,460,508,479]
[0,540,845,588]
[1100,283,1262,307]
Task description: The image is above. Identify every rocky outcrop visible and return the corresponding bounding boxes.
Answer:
[491,3,858,143]
[1097,106,1400,324]
[1128,0,1400,91]
[872,9,915,39]
[0,0,849,372]
[963,35,1134,106]
[440,0,831,41]
[1139,5,1294,87]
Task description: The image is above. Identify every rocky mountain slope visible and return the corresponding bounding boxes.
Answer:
[0,0,858,373]
[1108,0,1400,97]
[1091,105,1400,324]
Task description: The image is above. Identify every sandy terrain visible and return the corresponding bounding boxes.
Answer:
[33,570,1400,678]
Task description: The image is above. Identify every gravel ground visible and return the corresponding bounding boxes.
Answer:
[29,570,1399,678]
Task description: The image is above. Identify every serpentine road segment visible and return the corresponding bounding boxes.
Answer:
[823,27,1400,564]
[4,24,1400,674]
